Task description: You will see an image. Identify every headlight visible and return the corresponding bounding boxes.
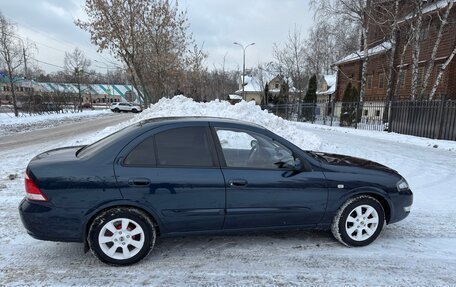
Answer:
[396,178,409,191]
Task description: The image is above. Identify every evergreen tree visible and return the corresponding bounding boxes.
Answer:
[340,82,360,127]
[301,74,317,121]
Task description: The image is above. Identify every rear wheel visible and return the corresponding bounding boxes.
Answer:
[331,195,385,247]
[88,208,156,266]
[131,108,138,113]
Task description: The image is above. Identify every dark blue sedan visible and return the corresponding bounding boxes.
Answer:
[19,117,413,265]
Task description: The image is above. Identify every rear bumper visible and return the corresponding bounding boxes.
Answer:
[19,199,84,243]
[389,189,413,224]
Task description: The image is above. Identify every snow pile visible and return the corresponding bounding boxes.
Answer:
[298,121,456,152]
[100,95,322,151]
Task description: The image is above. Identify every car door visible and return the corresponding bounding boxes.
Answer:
[114,123,226,234]
[211,125,328,229]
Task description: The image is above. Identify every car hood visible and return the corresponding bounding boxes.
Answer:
[309,152,399,175]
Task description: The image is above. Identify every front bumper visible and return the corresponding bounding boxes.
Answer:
[19,198,85,242]
[389,189,413,224]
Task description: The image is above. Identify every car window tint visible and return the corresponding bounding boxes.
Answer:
[77,124,138,158]
[216,129,295,169]
[155,127,214,167]
[124,137,156,166]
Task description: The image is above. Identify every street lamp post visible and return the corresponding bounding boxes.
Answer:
[233,42,255,101]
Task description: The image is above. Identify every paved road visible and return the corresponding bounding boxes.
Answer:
[0,113,134,151]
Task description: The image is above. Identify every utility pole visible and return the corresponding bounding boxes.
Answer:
[233,42,255,101]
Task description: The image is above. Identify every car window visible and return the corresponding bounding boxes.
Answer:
[124,136,156,166]
[77,124,138,158]
[215,128,295,169]
[155,127,215,167]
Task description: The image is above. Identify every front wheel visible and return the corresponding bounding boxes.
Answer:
[331,195,385,247]
[88,208,156,266]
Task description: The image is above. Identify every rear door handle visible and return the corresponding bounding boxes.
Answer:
[128,178,151,187]
[228,179,248,187]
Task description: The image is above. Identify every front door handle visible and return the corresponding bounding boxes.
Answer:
[228,179,248,187]
[128,178,151,187]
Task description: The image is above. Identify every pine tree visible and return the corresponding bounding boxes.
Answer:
[301,74,317,121]
[340,82,360,127]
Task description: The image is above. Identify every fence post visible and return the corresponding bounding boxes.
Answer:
[312,101,316,124]
[387,100,393,133]
[354,102,359,129]
[330,101,335,126]
[436,94,447,139]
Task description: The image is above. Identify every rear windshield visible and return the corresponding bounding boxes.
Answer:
[77,124,138,158]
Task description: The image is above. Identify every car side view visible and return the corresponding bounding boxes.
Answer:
[19,117,413,265]
[110,102,142,113]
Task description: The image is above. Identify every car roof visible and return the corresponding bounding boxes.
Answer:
[138,116,266,130]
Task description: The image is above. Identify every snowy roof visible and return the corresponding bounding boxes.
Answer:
[228,94,242,100]
[317,74,337,96]
[399,0,456,23]
[334,41,392,65]
[235,75,264,93]
[235,74,299,94]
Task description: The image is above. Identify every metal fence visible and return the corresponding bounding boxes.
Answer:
[261,100,456,141]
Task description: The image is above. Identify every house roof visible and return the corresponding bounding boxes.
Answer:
[228,94,242,100]
[235,75,264,93]
[235,74,299,94]
[317,74,337,96]
[334,41,392,66]
[399,0,456,23]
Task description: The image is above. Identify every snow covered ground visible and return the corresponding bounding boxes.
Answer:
[0,109,111,136]
[0,96,455,286]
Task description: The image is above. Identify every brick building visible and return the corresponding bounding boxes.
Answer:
[334,0,456,103]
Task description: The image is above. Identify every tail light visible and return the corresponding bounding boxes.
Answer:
[24,172,48,201]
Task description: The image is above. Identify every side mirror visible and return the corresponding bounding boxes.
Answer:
[250,140,258,148]
[293,158,302,170]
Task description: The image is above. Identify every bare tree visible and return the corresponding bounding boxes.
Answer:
[304,18,359,76]
[184,42,208,101]
[420,2,454,100]
[0,12,24,116]
[429,44,456,100]
[77,0,192,107]
[311,0,372,102]
[409,0,424,100]
[64,47,91,111]
[273,25,306,104]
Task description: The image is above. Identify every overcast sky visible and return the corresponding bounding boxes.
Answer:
[0,0,314,73]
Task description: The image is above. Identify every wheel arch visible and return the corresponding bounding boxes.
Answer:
[339,188,393,224]
[83,201,163,243]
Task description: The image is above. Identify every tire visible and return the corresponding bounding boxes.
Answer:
[113,108,120,113]
[331,195,385,247]
[131,109,138,113]
[88,208,156,266]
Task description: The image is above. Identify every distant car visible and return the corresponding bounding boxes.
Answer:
[79,103,93,109]
[19,117,412,266]
[111,102,142,113]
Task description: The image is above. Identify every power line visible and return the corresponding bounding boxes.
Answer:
[13,20,120,68]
